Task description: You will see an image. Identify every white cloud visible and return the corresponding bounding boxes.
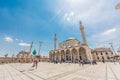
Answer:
[15,38,24,42]
[64,12,75,21]
[88,25,120,51]
[19,42,30,47]
[70,11,74,16]
[15,38,18,41]
[102,28,116,35]
[20,40,23,42]
[4,36,13,43]
[53,0,120,27]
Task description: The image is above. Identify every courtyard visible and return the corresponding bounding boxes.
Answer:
[0,62,120,80]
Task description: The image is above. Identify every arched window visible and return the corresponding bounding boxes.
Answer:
[101,52,103,55]
[107,56,110,59]
[102,56,104,59]
[96,53,98,55]
[97,57,99,60]
[106,52,108,55]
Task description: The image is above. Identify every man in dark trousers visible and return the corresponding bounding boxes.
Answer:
[35,59,38,69]
[79,60,84,67]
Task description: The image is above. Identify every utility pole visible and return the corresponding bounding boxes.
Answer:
[109,43,116,54]
[109,43,116,63]
[38,42,42,55]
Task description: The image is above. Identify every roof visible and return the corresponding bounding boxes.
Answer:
[66,37,80,43]
[18,50,29,54]
[67,37,77,40]
[93,47,112,52]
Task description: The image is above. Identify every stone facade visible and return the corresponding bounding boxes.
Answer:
[92,47,113,61]
[17,50,33,63]
[0,51,49,63]
[49,39,92,62]
[117,47,120,53]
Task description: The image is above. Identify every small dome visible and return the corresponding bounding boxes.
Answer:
[93,47,112,52]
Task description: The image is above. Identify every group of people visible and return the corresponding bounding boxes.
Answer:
[78,60,97,67]
[52,59,97,67]
[79,60,84,66]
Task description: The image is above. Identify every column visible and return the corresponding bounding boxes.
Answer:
[64,52,66,62]
[70,51,72,62]
[59,53,61,61]
[77,50,80,61]
[54,54,56,61]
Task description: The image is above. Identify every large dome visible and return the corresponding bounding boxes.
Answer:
[59,37,81,49]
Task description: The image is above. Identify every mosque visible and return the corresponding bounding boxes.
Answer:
[49,21,93,62]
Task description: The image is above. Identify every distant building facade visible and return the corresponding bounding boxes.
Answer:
[117,47,120,54]
[0,57,13,63]
[16,50,49,63]
[92,47,113,61]
[17,50,33,63]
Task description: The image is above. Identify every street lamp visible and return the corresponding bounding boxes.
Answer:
[109,43,116,62]
[109,43,116,54]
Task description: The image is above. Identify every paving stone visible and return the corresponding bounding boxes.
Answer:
[0,62,120,80]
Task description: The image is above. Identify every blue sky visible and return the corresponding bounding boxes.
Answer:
[0,0,120,57]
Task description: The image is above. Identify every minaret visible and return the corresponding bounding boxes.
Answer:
[54,34,57,50]
[80,21,87,45]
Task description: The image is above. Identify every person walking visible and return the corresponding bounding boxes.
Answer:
[35,59,38,69]
[79,60,84,67]
[81,60,84,66]
[32,59,35,68]
[79,60,81,67]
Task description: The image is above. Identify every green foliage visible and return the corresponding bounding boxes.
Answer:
[32,49,37,55]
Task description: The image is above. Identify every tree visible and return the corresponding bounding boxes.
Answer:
[32,49,37,55]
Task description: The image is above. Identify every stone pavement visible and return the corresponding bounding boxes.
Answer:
[0,62,120,80]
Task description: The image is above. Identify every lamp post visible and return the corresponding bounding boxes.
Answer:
[109,43,116,54]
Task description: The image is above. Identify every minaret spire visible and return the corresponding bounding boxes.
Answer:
[54,33,57,50]
[79,21,87,45]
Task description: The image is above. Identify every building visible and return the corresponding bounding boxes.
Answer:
[92,47,113,61]
[49,21,93,63]
[117,47,120,54]
[41,56,49,62]
[0,41,49,63]
[17,42,33,63]
[0,57,13,63]
[17,50,33,63]
[17,51,49,63]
